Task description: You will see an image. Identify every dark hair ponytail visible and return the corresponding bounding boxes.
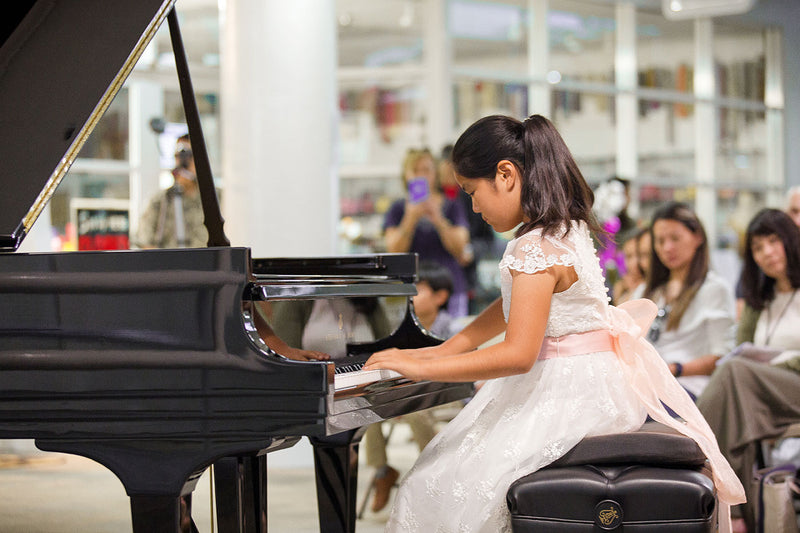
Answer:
[452,114,600,238]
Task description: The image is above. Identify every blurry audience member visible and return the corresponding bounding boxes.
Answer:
[612,227,647,305]
[384,148,471,317]
[636,201,736,398]
[737,188,800,339]
[698,208,800,533]
[136,134,208,248]
[594,176,635,290]
[412,260,460,338]
[636,225,652,281]
[786,185,800,228]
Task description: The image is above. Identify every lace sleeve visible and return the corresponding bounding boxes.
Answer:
[498,230,578,275]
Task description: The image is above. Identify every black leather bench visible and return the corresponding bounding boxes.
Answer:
[507,423,717,532]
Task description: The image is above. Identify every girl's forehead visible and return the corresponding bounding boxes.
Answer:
[751,233,778,243]
[653,218,692,233]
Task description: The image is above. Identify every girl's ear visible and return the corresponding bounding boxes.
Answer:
[496,160,518,191]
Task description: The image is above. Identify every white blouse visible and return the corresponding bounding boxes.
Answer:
[754,289,800,351]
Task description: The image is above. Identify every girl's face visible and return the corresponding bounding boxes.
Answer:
[751,233,787,281]
[652,219,703,273]
[622,238,642,281]
[637,231,652,277]
[412,281,447,318]
[455,172,522,233]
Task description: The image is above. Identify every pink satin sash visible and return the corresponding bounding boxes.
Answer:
[539,330,615,360]
[538,299,745,533]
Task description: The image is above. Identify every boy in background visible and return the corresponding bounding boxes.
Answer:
[413,260,459,339]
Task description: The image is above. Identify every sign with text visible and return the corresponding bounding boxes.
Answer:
[71,198,130,251]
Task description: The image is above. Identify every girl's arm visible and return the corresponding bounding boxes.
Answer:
[365,267,563,382]
[668,355,718,377]
[405,298,507,360]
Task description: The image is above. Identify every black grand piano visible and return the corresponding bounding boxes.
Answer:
[0,1,473,532]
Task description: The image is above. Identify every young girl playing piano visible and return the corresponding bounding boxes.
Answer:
[364,114,744,533]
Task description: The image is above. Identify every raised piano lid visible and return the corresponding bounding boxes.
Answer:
[0,0,175,251]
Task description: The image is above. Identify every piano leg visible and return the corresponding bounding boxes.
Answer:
[130,494,182,533]
[310,430,363,533]
[213,455,268,533]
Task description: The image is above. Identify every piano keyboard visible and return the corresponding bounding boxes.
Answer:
[333,357,403,391]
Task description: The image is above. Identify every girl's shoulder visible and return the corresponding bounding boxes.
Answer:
[509,221,588,248]
[701,271,735,297]
[501,222,583,274]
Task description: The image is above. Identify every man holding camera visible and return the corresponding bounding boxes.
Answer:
[135,134,208,249]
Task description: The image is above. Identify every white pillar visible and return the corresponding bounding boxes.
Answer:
[527,0,550,116]
[221,0,338,257]
[693,19,716,246]
[423,0,452,150]
[615,2,637,183]
[765,27,785,208]
[128,80,163,242]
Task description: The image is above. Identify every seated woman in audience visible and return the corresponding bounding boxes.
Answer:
[698,208,800,533]
[635,201,736,398]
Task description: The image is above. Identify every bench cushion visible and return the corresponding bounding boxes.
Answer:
[507,424,716,532]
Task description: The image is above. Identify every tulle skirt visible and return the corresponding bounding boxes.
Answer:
[384,351,647,533]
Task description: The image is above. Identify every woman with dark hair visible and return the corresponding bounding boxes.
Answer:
[364,115,743,532]
[637,201,736,398]
[698,208,800,533]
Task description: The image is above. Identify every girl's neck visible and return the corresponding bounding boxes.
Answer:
[668,266,690,286]
[775,276,794,293]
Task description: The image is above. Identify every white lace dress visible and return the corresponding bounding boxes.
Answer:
[384,222,648,533]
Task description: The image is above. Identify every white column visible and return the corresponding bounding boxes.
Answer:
[765,27,785,208]
[527,0,549,116]
[693,19,716,246]
[615,2,637,183]
[423,0,452,150]
[221,0,338,257]
[128,80,163,242]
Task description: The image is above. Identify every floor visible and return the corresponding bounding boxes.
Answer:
[0,426,420,533]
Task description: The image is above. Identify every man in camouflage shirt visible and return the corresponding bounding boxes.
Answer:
[135,134,208,248]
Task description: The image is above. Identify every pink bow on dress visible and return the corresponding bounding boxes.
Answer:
[609,299,746,533]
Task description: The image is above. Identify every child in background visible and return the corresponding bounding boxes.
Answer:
[612,227,647,305]
[413,260,460,339]
[365,114,744,532]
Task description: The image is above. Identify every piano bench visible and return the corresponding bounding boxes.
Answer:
[506,423,717,532]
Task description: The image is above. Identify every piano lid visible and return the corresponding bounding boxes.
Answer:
[0,0,175,251]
